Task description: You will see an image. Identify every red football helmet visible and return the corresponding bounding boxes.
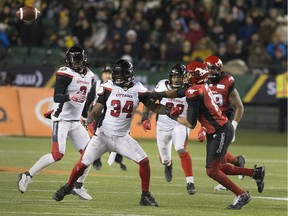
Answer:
[204,55,223,80]
[186,62,209,85]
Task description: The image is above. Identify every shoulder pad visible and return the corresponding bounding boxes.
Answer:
[56,67,74,78]
[135,81,148,93]
[155,79,170,92]
[58,67,70,72]
[185,85,203,99]
[100,79,113,89]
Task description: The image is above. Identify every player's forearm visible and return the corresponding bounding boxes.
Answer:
[142,106,150,121]
[54,94,70,103]
[233,104,244,123]
[87,103,104,124]
[229,89,244,123]
[175,117,195,129]
[148,103,167,114]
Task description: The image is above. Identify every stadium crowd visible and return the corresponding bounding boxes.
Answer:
[0,0,287,74]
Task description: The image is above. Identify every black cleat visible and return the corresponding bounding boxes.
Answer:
[139,192,159,207]
[119,162,127,171]
[53,183,73,201]
[253,165,265,193]
[164,162,173,182]
[186,182,196,195]
[227,191,251,210]
[92,159,102,170]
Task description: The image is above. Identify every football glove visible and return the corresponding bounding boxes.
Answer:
[142,119,151,132]
[44,109,54,119]
[69,91,86,103]
[198,127,207,142]
[146,91,166,106]
[231,120,238,143]
[165,106,180,119]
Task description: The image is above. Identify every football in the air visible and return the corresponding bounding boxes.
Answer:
[16,6,40,22]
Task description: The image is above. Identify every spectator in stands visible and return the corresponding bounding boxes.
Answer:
[257,17,277,45]
[72,10,92,47]
[238,16,258,41]
[247,43,271,73]
[105,30,122,59]
[269,47,287,76]
[219,13,238,36]
[52,15,73,50]
[190,37,216,62]
[182,40,193,63]
[215,43,230,63]
[185,20,204,48]
[266,33,287,58]
[226,33,243,60]
[121,29,142,61]
[207,19,225,45]
[275,15,288,45]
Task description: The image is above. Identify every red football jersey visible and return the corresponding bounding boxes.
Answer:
[208,73,235,112]
[185,83,228,134]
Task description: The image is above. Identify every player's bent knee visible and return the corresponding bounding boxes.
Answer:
[138,157,149,166]
[177,149,186,154]
[206,167,218,179]
[52,151,64,161]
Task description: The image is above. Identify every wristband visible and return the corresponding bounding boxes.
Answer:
[141,112,149,122]
[232,120,238,130]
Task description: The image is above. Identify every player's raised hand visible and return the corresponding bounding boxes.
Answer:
[69,91,86,103]
[142,119,151,132]
[198,127,207,142]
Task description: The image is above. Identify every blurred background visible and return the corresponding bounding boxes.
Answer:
[0,0,287,135]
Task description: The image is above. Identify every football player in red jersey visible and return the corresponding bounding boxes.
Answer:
[52,59,174,207]
[17,46,94,200]
[150,62,265,209]
[198,55,246,191]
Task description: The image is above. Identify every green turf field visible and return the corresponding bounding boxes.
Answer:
[0,130,287,216]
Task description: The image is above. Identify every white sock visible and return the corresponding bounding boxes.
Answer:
[29,153,55,176]
[186,176,194,183]
[76,165,91,183]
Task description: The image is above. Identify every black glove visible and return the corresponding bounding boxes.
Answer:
[164,106,180,119]
[146,91,166,106]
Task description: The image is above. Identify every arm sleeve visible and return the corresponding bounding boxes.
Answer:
[228,81,235,94]
[176,87,187,97]
[139,92,152,105]
[87,83,96,108]
[53,75,72,103]
[186,97,201,126]
[96,88,111,105]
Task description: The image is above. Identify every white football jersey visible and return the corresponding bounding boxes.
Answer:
[155,79,188,131]
[52,67,94,121]
[99,80,148,136]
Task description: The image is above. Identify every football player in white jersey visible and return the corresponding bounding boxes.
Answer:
[53,59,175,206]
[142,64,196,195]
[83,67,127,171]
[17,46,94,200]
